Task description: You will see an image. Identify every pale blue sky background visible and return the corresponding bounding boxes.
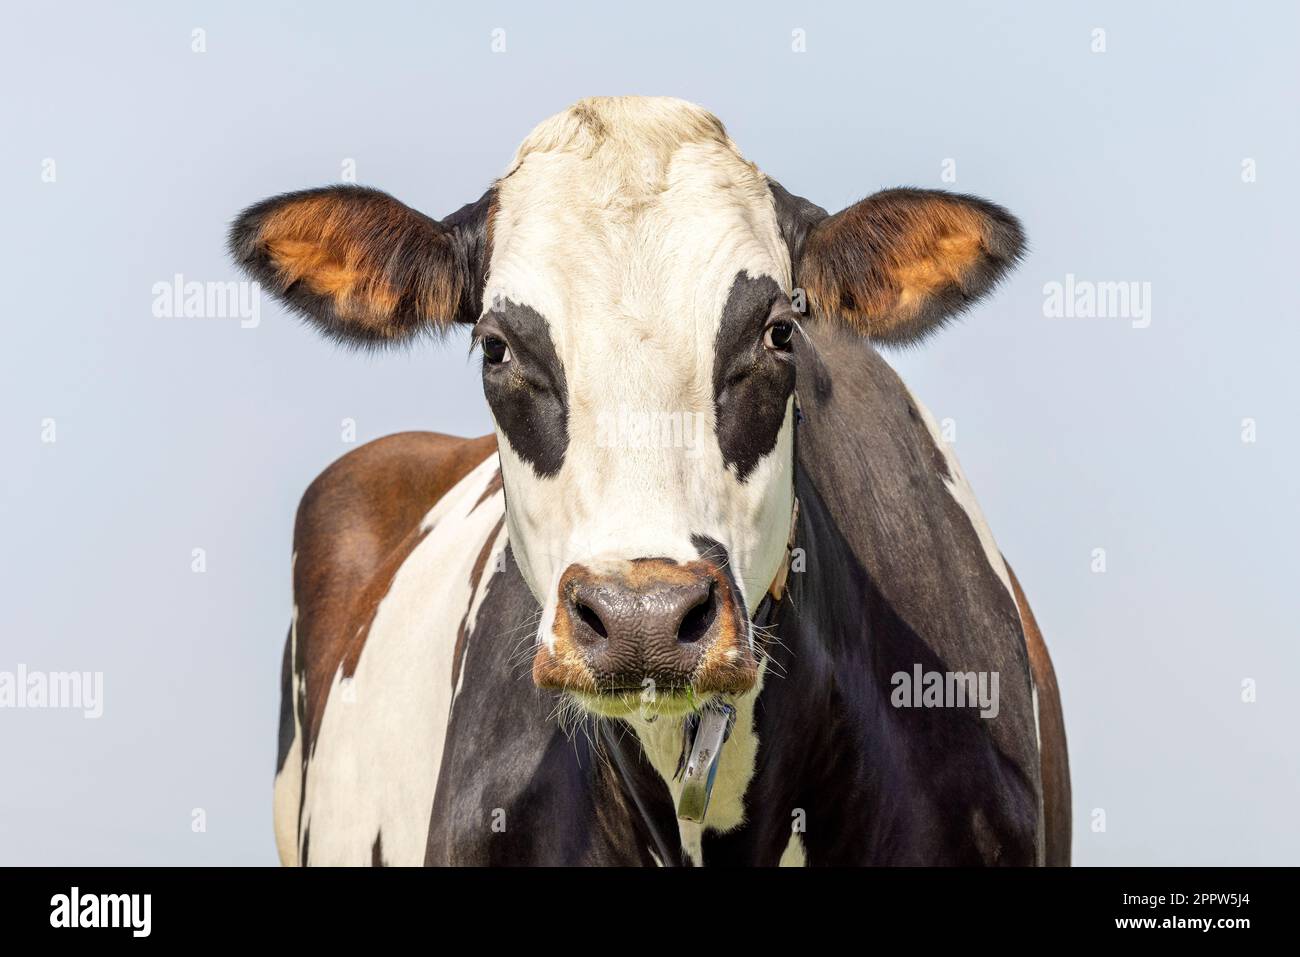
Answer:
[1,1,1296,865]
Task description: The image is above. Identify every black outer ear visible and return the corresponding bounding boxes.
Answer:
[441,188,496,326]
[768,177,829,270]
[769,178,1026,346]
[227,184,494,347]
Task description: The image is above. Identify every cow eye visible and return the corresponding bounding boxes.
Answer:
[764,319,795,352]
[481,335,512,365]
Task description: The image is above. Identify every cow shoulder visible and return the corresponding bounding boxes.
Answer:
[292,431,497,753]
[296,430,497,567]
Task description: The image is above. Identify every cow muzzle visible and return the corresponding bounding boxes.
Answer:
[533,557,758,715]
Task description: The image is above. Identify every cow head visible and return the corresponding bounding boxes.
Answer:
[230,97,1024,718]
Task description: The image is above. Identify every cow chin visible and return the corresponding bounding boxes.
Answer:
[533,658,761,720]
[530,554,760,716]
[569,688,710,720]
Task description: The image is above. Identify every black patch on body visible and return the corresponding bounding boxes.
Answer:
[425,545,676,865]
[712,272,795,480]
[700,323,1042,864]
[275,628,295,775]
[479,300,569,478]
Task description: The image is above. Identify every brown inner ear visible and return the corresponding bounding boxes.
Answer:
[801,194,994,339]
[254,192,461,338]
[267,239,397,313]
[891,222,986,313]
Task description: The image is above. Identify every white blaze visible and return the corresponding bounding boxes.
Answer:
[484,98,796,626]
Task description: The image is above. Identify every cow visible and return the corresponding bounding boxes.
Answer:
[230,96,1070,866]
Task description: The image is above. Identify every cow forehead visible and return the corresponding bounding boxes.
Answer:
[484,101,790,357]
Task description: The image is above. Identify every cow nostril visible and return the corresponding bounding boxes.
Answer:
[574,600,609,641]
[676,584,716,645]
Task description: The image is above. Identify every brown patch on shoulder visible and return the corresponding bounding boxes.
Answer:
[293,432,497,752]
[1006,562,1072,866]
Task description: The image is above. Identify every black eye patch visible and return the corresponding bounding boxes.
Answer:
[479,299,569,478]
[712,272,796,481]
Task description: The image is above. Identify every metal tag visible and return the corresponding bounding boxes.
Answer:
[676,703,736,823]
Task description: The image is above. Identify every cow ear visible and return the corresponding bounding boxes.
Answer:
[779,185,1025,346]
[228,185,492,346]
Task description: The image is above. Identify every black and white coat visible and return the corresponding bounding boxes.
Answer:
[234,97,1070,867]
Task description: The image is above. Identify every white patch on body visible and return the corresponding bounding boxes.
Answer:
[296,456,504,866]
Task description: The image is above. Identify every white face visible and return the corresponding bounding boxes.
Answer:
[477,101,798,699]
